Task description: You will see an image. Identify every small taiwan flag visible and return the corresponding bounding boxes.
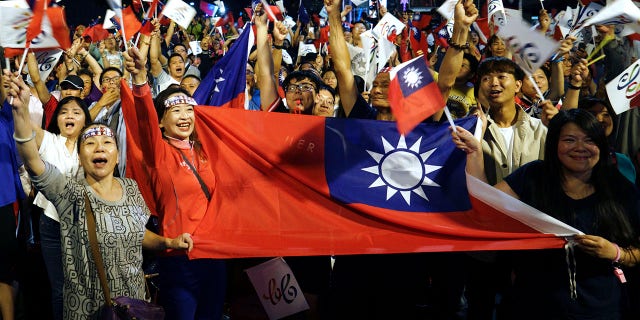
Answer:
[388,56,444,134]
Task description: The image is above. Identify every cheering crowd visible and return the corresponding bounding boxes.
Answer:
[1,0,640,319]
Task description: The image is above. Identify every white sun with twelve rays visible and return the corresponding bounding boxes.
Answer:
[361,135,441,205]
[402,66,423,88]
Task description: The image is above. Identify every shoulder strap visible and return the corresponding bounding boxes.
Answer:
[178,150,211,201]
[85,193,113,306]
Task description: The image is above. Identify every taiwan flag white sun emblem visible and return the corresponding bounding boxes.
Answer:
[402,66,424,89]
[361,135,442,205]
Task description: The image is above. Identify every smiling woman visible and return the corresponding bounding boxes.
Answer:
[7,71,193,319]
[452,108,640,319]
[123,46,226,319]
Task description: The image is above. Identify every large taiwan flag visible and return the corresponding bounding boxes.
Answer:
[182,109,578,259]
[193,22,254,108]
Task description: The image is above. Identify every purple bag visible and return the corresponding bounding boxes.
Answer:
[101,296,165,320]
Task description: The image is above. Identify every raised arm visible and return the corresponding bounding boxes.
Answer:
[549,36,575,101]
[122,46,165,166]
[436,0,478,119]
[561,58,588,110]
[434,0,477,121]
[164,21,176,47]
[7,71,45,176]
[254,3,279,111]
[538,9,550,34]
[78,42,104,86]
[150,19,165,77]
[26,52,52,105]
[272,22,287,82]
[325,0,359,116]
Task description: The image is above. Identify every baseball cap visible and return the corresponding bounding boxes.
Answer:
[60,75,84,90]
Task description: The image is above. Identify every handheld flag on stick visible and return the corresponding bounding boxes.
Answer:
[388,56,444,134]
[0,0,71,58]
[498,14,559,75]
[605,59,640,114]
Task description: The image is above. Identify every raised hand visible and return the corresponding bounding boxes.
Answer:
[455,0,479,28]
[324,0,341,16]
[5,71,30,111]
[254,3,268,29]
[123,47,147,85]
[273,21,288,44]
[569,58,588,85]
[539,9,551,32]
[558,35,576,55]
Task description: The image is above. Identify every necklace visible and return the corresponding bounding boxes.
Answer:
[164,135,192,150]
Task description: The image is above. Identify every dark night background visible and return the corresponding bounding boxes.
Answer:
[58,0,580,30]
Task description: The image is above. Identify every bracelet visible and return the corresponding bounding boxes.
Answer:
[133,79,148,86]
[447,38,470,51]
[551,56,565,63]
[567,83,581,90]
[613,243,621,263]
[13,130,36,144]
[273,43,285,50]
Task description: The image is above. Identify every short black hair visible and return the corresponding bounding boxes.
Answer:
[462,53,479,75]
[99,67,123,84]
[476,57,524,81]
[169,53,185,63]
[317,83,336,98]
[283,70,323,91]
[181,74,201,83]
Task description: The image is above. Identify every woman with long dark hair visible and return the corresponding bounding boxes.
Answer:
[452,109,640,319]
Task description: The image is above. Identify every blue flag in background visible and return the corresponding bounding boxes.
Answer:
[299,3,310,24]
[193,23,254,108]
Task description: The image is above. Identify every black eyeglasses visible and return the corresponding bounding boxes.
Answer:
[285,84,315,93]
[101,76,121,84]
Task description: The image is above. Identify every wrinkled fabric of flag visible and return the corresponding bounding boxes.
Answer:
[160,109,570,259]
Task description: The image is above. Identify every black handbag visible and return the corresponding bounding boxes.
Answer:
[85,194,165,320]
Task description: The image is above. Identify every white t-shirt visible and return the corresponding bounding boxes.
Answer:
[497,126,515,173]
[34,131,83,221]
[153,70,180,98]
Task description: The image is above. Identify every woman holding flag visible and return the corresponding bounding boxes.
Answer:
[121,46,226,320]
[452,108,640,319]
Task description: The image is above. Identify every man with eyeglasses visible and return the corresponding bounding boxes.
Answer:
[254,4,325,115]
[89,67,127,177]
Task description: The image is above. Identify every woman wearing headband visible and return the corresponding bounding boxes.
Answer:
[122,47,226,320]
[28,96,90,320]
[7,72,193,319]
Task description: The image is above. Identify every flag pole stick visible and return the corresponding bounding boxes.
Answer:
[17,48,29,76]
[586,53,605,66]
[586,34,614,61]
[527,72,545,101]
[444,106,458,134]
